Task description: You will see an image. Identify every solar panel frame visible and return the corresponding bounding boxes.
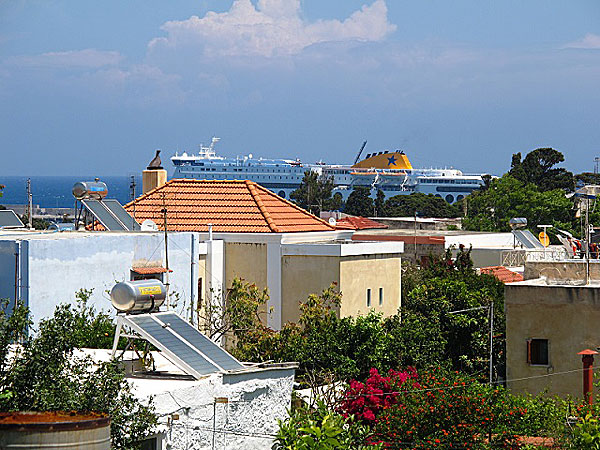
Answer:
[124,314,220,377]
[153,312,244,371]
[0,210,24,228]
[82,199,128,231]
[102,199,141,231]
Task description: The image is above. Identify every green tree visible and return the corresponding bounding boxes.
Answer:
[330,192,343,211]
[575,172,600,187]
[509,147,574,192]
[462,175,574,233]
[384,192,460,218]
[290,171,335,215]
[0,296,156,449]
[374,190,386,217]
[344,187,374,217]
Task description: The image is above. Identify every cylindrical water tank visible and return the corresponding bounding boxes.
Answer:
[72,181,108,200]
[0,412,110,450]
[110,279,167,313]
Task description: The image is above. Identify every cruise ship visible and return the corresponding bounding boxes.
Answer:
[171,138,484,204]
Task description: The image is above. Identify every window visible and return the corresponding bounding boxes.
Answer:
[379,288,383,306]
[366,288,371,307]
[527,339,549,365]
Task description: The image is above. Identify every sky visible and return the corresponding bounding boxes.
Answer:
[1,0,599,176]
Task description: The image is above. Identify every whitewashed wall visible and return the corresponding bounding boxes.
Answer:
[133,367,295,450]
[0,232,201,327]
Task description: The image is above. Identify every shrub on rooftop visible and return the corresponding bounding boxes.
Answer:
[0,295,156,449]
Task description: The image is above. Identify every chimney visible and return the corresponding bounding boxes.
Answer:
[578,349,598,405]
[142,149,167,194]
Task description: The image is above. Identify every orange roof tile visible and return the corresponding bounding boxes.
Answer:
[336,216,388,230]
[480,266,524,283]
[124,179,336,233]
[131,267,172,274]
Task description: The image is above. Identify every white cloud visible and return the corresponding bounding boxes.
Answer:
[148,0,396,58]
[9,49,123,68]
[562,33,600,50]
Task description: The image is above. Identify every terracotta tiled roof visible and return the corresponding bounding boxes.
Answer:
[131,267,172,274]
[336,216,388,230]
[125,179,336,233]
[479,266,524,283]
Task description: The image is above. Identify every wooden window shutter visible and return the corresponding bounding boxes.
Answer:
[526,339,532,364]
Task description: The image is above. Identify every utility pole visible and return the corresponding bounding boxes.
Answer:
[161,193,170,307]
[26,178,33,229]
[586,196,590,285]
[129,175,136,228]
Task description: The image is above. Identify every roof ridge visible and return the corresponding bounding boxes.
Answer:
[250,182,335,230]
[124,178,181,209]
[245,180,280,233]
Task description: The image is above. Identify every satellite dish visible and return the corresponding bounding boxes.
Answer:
[328,217,337,226]
[141,219,158,231]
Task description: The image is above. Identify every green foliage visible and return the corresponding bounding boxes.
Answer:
[398,248,505,377]
[384,192,460,218]
[0,294,156,449]
[576,172,600,187]
[20,213,50,230]
[273,401,380,450]
[290,171,336,215]
[574,413,600,449]
[343,187,374,217]
[339,368,569,448]
[509,147,575,192]
[235,248,505,383]
[462,174,574,233]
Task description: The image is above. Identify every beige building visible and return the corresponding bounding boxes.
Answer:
[505,262,600,399]
[127,177,404,329]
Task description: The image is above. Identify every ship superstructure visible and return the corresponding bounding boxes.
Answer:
[171,138,484,203]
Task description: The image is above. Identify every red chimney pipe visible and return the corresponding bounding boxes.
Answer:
[578,349,599,405]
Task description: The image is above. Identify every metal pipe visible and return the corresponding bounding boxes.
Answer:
[578,349,598,405]
[489,301,494,386]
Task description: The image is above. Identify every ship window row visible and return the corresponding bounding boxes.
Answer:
[189,167,303,174]
[419,178,478,184]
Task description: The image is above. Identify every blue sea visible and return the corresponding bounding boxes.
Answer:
[0,176,142,208]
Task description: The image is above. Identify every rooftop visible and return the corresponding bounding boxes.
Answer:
[126,179,336,233]
[479,266,524,283]
[336,216,388,230]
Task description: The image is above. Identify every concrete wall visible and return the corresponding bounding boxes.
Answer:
[224,242,268,289]
[139,367,295,450]
[505,282,600,399]
[1,233,199,327]
[451,248,505,269]
[281,255,340,324]
[524,260,600,282]
[339,254,402,317]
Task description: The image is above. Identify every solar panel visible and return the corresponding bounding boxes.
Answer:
[512,229,544,249]
[154,312,243,371]
[126,314,220,377]
[0,210,25,228]
[102,199,140,231]
[82,199,128,231]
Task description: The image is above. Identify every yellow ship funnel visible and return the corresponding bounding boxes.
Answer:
[352,151,413,170]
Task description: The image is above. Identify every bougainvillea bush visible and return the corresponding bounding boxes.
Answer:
[338,368,567,448]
